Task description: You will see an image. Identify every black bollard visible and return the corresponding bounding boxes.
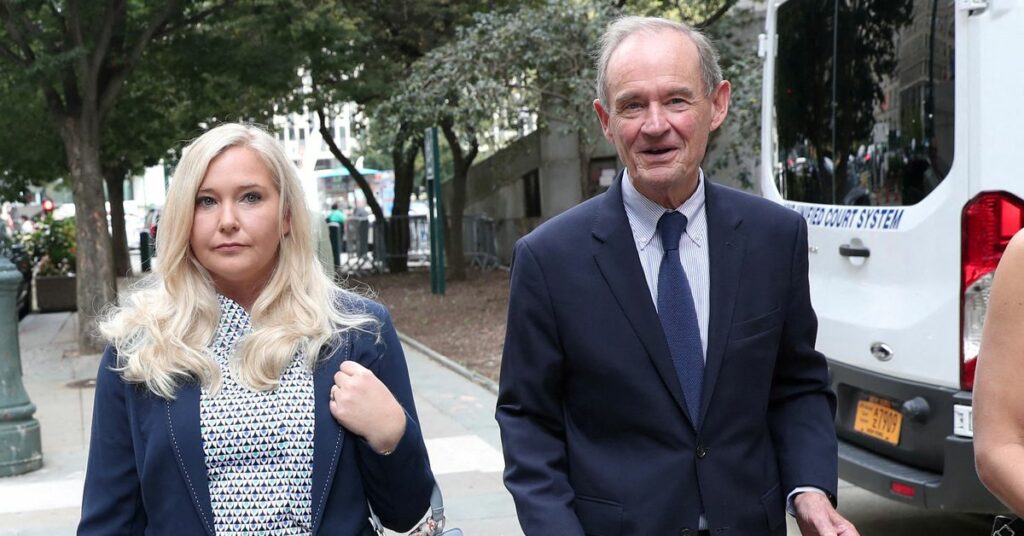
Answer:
[328,224,341,272]
[139,231,152,273]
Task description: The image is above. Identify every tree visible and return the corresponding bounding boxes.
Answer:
[286,0,509,274]
[0,2,199,352]
[98,3,303,276]
[377,0,619,279]
[379,0,769,281]
[0,1,304,353]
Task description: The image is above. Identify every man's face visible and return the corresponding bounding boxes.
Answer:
[594,30,730,207]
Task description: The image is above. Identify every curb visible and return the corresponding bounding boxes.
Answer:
[397,332,499,395]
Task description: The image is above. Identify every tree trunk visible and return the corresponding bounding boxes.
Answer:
[316,108,386,222]
[441,122,478,282]
[104,165,132,277]
[60,115,117,354]
[385,129,422,274]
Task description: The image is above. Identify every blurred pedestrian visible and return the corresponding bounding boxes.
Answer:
[19,215,34,234]
[974,230,1024,516]
[326,202,346,260]
[352,198,369,220]
[1,202,14,236]
[79,123,434,535]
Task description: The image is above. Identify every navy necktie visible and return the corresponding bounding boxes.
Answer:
[657,211,704,427]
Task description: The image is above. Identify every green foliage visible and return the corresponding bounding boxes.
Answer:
[0,74,66,202]
[700,5,763,187]
[377,0,621,154]
[288,0,516,153]
[625,0,739,26]
[22,216,77,277]
[101,2,305,172]
[378,0,760,191]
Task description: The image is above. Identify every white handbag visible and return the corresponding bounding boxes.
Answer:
[369,484,464,536]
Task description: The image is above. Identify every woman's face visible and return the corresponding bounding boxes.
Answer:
[190,146,288,295]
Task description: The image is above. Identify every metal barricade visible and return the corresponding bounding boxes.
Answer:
[337,213,499,274]
[372,215,431,269]
[342,218,377,273]
[462,214,499,271]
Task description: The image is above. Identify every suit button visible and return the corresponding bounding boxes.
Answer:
[696,445,708,459]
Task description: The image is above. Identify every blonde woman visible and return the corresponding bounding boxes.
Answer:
[78,123,434,535]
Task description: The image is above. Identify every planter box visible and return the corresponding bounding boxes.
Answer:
[35,275,77,312]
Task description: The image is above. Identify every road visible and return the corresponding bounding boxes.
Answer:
[785,481,994,535]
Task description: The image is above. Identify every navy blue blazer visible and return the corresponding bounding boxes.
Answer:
[79,300,434,535]
[496,176,838,536]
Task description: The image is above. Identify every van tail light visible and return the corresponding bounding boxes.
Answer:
[961,192,1024,391]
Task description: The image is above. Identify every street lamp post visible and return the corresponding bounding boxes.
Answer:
[0,254,42,477]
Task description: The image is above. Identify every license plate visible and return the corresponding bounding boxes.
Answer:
[854,396,902,445]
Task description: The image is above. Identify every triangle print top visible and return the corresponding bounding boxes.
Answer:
[200,295,316,535]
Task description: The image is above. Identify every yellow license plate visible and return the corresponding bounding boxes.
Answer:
[854,398,903,445]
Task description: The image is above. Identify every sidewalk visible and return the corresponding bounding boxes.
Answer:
[0,312,523,535]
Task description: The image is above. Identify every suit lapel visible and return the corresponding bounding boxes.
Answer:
[591,176,692,423]
[310,334,349,534]
[165,383,215,536]
[699,182,746,424]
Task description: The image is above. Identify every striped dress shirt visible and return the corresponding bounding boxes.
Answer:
[621,168,710,362]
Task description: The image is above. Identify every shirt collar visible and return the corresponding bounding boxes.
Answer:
[214,294,253,350]
[621,168,707,250]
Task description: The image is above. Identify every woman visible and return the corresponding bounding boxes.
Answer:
[975,230,1024,515]
[78,123,434,535]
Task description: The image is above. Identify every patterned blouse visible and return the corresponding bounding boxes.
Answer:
[200,295,316,535]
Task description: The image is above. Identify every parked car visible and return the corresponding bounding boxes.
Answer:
[0,239,32,319]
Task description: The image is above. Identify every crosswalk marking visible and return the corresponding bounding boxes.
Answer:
[424,435,505,475]
[0,478,83,514]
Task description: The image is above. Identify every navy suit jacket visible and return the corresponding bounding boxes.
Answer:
[79,300,434,535]
[496,176,838,536]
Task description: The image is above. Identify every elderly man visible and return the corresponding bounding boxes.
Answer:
[496,16,858,536]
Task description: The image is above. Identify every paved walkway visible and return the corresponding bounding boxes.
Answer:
[0,312,523,535]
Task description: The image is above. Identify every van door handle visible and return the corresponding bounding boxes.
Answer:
[839,244,870,258]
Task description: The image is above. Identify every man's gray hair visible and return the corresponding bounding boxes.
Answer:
[595,16,723,107]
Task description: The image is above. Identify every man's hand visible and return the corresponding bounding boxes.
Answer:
[793,492,860,536]
[329,360,407,454]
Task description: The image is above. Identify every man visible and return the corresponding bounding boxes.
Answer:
[496,16,858,536]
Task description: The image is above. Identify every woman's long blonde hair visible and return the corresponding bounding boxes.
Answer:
[100,123,377,399]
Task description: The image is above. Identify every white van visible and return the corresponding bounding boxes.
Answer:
[758,0,1019,513]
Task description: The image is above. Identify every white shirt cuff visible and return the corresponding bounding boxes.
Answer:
[786,486,828,516]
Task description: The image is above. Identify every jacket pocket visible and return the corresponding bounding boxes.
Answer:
[729,307,783,342]
[575,495,623,536]
[760,482,785,530]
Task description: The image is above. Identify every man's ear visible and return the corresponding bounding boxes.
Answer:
[594,99,614,142]
[709,80,732,132]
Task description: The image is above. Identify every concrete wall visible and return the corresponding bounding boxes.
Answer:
[451,126,618,265]
[457,132,541,264]
[537,120,583,220]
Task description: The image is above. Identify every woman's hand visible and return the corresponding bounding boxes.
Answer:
[329,360,407,454]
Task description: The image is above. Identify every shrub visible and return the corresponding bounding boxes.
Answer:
[24,216,76,277]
